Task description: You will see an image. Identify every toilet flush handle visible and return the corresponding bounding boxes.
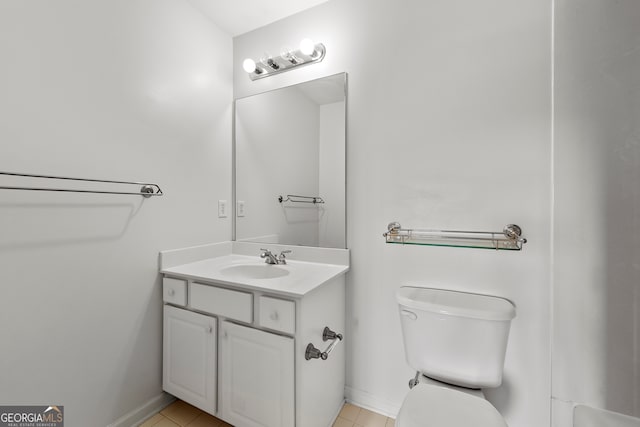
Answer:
[400,309,417,320]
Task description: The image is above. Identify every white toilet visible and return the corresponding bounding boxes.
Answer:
[395,286,516,427]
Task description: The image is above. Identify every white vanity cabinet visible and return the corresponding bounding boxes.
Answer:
[219,321,295,427]
[163,304,217,414]
[161,273,346,427]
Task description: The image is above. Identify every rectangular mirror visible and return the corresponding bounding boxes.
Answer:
[234,73,347,248]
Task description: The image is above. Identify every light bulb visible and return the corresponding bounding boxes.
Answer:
[242,58,257,73]
[299,38,316,56]
[260,52,279,70]
[280,46,299,64]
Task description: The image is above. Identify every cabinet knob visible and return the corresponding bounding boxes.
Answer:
[168,289,175,296]
[270,311,279,321]
[207,325,213,334]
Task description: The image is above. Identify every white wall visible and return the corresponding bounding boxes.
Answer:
[553,0,640,424]
[234,1,552,426]
[0,1,232,426]
[235,87,320,246]
[318,101,346,248]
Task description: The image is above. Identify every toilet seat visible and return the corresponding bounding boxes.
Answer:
[395,383,507,427]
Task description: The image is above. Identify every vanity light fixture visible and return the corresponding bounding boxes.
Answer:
[242,58,261,74]
[299,38,317,56]
[242,38,326,81]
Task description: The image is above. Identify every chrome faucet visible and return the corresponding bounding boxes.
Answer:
[260,249,292,265]
[260,249,279,264]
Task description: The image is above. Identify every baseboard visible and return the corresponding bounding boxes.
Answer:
[107,392,175,427]
[574,404,640,427]
[344,386,401,419]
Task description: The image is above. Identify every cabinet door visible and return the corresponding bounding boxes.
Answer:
[220,321,294,427]
[163,305,216,414]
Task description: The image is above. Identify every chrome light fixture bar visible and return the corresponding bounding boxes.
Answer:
[242,38,326,81]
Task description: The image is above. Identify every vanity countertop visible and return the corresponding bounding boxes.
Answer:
[161,254,348,298]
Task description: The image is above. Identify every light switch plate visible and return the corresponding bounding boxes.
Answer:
[218,200,228,218]
[237,201,245,217]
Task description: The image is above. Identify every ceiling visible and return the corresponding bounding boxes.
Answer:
[186,0,332,37]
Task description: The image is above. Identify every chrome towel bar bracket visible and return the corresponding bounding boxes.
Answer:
[0,171,163,198]
[278,194,324,204]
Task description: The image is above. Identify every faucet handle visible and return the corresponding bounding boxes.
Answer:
[278,250,291,264]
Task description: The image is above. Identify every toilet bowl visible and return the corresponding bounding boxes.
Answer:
[396,382,506,427]
[395,286,515,427]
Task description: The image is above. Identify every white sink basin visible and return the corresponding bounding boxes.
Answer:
[161,252,349,297]
[220,264,290,280]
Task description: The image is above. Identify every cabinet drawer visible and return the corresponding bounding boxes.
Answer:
[190,283,253,323]
[259,296,295,334]
[163,277,187,306]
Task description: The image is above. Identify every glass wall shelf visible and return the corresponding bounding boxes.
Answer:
[382,222,527,251]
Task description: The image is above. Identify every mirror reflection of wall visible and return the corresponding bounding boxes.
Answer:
[234,73,346,249]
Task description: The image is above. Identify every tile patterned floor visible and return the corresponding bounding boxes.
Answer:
[334,403,395,427]
[140,400,395,427]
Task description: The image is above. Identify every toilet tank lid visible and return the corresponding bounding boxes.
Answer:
[396,287,516,321]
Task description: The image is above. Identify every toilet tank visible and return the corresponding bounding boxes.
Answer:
[396,286,516,389]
